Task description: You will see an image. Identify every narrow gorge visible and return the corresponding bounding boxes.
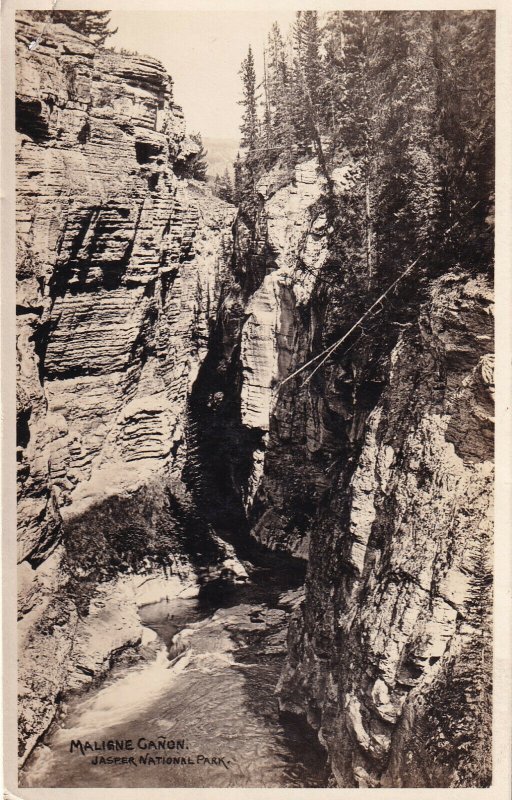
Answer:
[15,10,494,790]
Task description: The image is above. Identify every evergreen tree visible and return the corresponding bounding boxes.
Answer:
[320,12,346,144]
[265,22,295,169]
[432,10,494,274]
[31,10,117,46]
[367,12,441,285]
[214,169,234,203]
[239,46,259,156]
[336,11,370,158]
[187,133,209,181]
[289,11,323,153]
[238,45,262,201]
[235,10,493,291]
[261,49,274,168]
[290,12,311,152]
[212,174,222,197]
[301,11,322,118]
[233,153,244,203]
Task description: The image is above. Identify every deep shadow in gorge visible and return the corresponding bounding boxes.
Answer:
[183,291,261,550]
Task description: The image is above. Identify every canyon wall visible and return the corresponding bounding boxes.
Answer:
[222,159,493,787]
[276,274,493,788]
[16,13,235,765]
[15,12,493,788]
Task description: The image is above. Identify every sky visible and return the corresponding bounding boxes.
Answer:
[109,11,296,142]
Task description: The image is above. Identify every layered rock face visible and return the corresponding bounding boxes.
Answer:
[277,275,493,787]
[16,13,235,765]
[222,162,493,786]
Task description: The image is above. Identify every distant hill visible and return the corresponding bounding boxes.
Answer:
[203,137,239,180]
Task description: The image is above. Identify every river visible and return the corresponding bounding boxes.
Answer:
[20,553,328,789]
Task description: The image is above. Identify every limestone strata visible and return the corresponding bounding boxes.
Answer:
[16,12,234,765]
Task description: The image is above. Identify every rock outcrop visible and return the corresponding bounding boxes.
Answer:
[225,158,356,556]
[16,12,235,765]
[215,158,493,786]
[277,275,493,787]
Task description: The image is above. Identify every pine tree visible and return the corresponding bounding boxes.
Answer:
[238,45,263,201]
[239,46,259,156]
[432,10,494,274]
[31,10,117,46]
[261,49,274,168]
[336,11,371,159]
[266,22,295,169]
[301,11,322,119]
[234,10,493,289]
[320,12,346,146]
[290,12,311,152]
[290,11,323,153]
[233,153,243,203]
[367,12,441,285]
[215,169,234,203]
[212,174,222,196]
[187,133,209,181]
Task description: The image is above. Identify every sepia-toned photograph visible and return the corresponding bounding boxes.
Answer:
[5,2,501,792]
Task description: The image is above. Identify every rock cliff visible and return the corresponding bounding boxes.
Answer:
[16,12,235,765]
[208,158,493,786]
[276,274,493,787]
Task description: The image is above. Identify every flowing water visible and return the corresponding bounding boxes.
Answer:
[21,557,328,788]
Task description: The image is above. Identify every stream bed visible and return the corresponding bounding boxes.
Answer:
[20,558,328,788]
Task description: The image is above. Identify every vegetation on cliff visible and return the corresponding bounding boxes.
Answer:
[30,10,117,46]
[223,12,494,787]
[236,11,494,288]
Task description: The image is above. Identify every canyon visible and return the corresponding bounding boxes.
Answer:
[15,12,493,789]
